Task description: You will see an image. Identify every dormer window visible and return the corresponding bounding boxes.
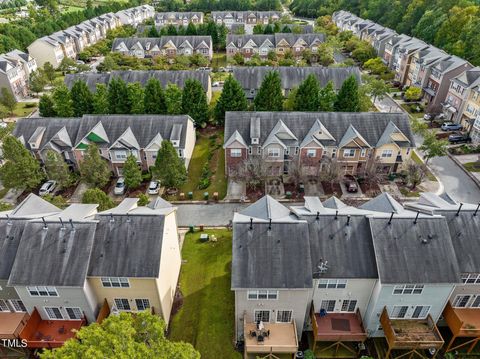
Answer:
[29,143,36,149]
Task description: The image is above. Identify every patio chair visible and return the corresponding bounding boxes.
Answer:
[257,335,264,343]
[250,330,256,338]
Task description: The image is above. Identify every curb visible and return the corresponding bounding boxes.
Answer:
[448,153,480,189]
[412,150,444,196]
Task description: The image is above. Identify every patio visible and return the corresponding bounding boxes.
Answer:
[244,319,298,358]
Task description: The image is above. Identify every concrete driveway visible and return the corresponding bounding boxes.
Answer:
[225,180,245,200]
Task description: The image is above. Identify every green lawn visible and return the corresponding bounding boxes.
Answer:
[1,102,37,118]
[411,150,437,181]
[212,53,227,68]
[464,161,480,172]
[172,130,227,200]
[169,229,241,359]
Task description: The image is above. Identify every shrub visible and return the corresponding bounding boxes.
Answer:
[198,163,211,190]
[137,193,150,206]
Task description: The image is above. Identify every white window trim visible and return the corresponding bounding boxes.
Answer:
[276,309,293,323]
[44,306,64,320]
[340,299,357,313]
[9,299,26,313]
[247,290,278,300]
[320,300,336,312]
[0,299,9,312]
[230,148,242,158]
[27,286,58,297]
[343,149,356,158]
[318,279,347,289]
[254,309,270,323]
[306,149,317,157]
[114,298,131,311]
[411,305,431,319]
[65,307,83,320]
[453,294,472,308]
[267,148,281,158]
[101,277,130,288]
[392,284,424,295]
[135,298,151,311]
[360,148,367,157]
[390,305,409,319]
[461,273,480,284]
[381,149,393,158]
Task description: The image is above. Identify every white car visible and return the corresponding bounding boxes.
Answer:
[212,81,220,87]
[39,180,56,196]
[113,177,125,195]
[148,181,160,195]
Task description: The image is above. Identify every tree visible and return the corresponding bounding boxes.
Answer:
[39,311,200,359]
[153,141,187,189]
[405,160,428,189]
[127,82,145,114]
[363,75,389,103]
[44,150,74,189]
[81,188,115,211]
[318,157,342,193]
[137,193,150,206]
[148,25,160,37]
[283,87,298,111]
[123,154,142,190]
[254,71,283,111]
[318,81,336,111]
[108,77,129,114]
[166,24,178,35]
[181,79,209,127]
[79,144,111,188]
[334,75,360,112]
[165,83,183,115]
[404,86,422,101]
[214,75,248,124]
[92,84,109,114]
[52,84,74,117]
[43,62,56,84]
[39,94,56,117]
[58,57,77,75]
[230,156,271,190]
[71,80,93,117]
[364,57,389,75]
[232,52,245,65]
[0,136,44,190]
[29,70,47,95]
[264,24,274,34]
[0,88,16,115]
[294,74,320,111]
[144,78,166,114]
[419,131,448,164]
[186,21,197,35]
[316,43,334,66]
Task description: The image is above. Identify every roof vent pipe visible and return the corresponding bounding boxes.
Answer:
[413,211,420,225]
[474,203,480,217]
[335,210,338,220]
[346,215,351,226]
[110,213,114,222]
[6,214,11,226]
[69,219,75,230]
[316,211,320,220]
[42,217,47,229]
[59,217,65,230]
[268,218,272,231]
[456,203,463,216]
[249,218,253,230]
[388,211,394,225]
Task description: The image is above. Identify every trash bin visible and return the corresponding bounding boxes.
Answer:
[188,191,193,199]
[286,191,292,199]
[204,192,209,200]
[295,351,304,359]
[189,225,194,233]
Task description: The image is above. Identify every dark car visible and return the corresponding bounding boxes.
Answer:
[448,133,471,144]
[344,175,358,193]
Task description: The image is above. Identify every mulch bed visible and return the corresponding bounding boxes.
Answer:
[246,185,264,201]
[359,182,382,197]
[321,181,342,196]
[56,184,77,199]
[127,182,149,197]
[283,183,304,200]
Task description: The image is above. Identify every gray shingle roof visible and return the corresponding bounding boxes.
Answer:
[112,36,212,51]
[369,217,461,284]
[88,214,165,278]
[224,112,415,150]
[233,66,361,91]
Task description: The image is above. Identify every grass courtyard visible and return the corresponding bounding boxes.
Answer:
[168,229,241,359]
[1,102,37,118]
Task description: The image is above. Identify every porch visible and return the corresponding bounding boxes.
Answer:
[443,301,480,354]
[310,304,367,358]
[380,307,444,358]
[243,318,298,359]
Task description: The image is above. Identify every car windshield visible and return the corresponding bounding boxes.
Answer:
[116,182,124,188]
[149,182,157,189]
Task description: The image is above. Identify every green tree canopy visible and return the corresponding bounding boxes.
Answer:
[165,83,183,115]
[0,88,17,115]
[153,140,187,189]
[318,81,337,111]
[123,154,142,189]
[39,94,56,117]
[92,84,109,114]
[181,79,209,127]
[108,77,129,114]
[214,75,248,124]
[127,82,145,114]
[254,70,283,111]
[334,75,360,112]
[52,84,74,117]
[81,188,115,211]
[44,150,74,189]
[294,74,320,111]
[0,136,44,190]
[144,78,167,114]
[79,144,111,188]
[71,80,93,117]
[39,311,200,359]
[419,131,448,164]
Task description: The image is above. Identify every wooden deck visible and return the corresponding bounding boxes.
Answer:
[443,301,480,353]
[244,320,298,357]
[0,312,30,340]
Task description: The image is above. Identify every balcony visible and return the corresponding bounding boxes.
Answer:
[380,307,444,358]
[443,301,480,354]
[243,318,298,358]
[311,304,367,357]
[0,312,30,340]
[19,308,86,349]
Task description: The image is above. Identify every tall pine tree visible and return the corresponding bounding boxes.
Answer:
[214,75,248,124]
[144,78,167,114]
[123,154,142,189]
[294,74,320,111]
[153,141,187,189]
[165,83,183,115]
[39,94,56,117]
[318,81,337,112]
[52,84,73,117]
[334,75,360,112]
[127,82,145,114]
[108,77,130,114]
[93,84,109,114]
[254,71,283,111]
[182,79,209,127]
[71,80,93,117]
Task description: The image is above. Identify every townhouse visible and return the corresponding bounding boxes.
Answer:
[234,193,475,358]
[471,112,480,145]
[65,70,212,102]
[13,114,196,176]
[0,195,182,350]
[403,46,448,89]
[115,4,155,27]
[232,66,361,99]
[154,12,204,27]
[443,67,480,126]
[112,36,213,60]
[226,33,325,60]
[223,112,415,177]
[0,50,36,100]
[211,11,281,28]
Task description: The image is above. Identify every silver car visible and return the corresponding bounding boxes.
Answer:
[39,180,57,196]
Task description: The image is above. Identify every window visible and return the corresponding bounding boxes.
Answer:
[114,298,131,311]
[453,295,472,308]
[254,310,270,322]
[360,148,367,157]
[267,148,280,158]
[341,300,357,312]
[320,300,336,312]
[391,306,408,319]
[393,284,423,295]
[461,273,480,284]
[412,306,430,319]
[276,310,292,323]
[294,147,299,155]
[307,149,317,157]
[9,300,26,312]
[27,286,58,297]
[0,300,9,312]
[247,290,278,300]
[318,279,347,289]
[381,149,393,158]
[45,307,63,320]
[343,149,356,158]
[248,146,252,155]
[65,307,83,320]
[471,296,480,308]
[135,299,150,311]
[332,149,337,158]
[101,277,130,288]
[230,148,242,157]
[114,150,128,161]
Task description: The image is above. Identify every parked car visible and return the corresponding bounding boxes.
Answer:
[212,81,220,87]
[148,181,160,195]
[441,122,463,131]
[448,133,471,144]
[344,175,358,193]
[39,180,56,196]
[114,177,126,195]
[424,113,444,121]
